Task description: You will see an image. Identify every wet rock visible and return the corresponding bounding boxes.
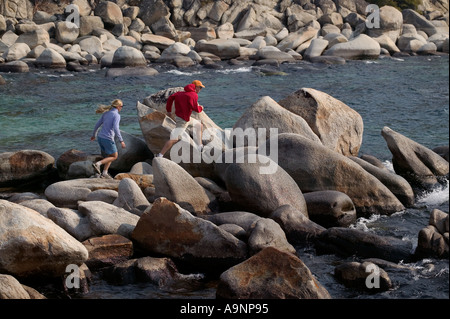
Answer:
[415,209,449,259]
[82,234,134,270]
[316,227,413,263]
[105,66,158,77]
[270,204,326,244]
[334,261,392,292]
[203,211,262,233]
[381,126,449,191]
[247,218,296,255]
[0,60,29,72]
[216,247,332,299]
[218,224,247,241]
[302,190,357,228]
[102,256,204,287]
[349,156,415,207]
[432,145,449,162]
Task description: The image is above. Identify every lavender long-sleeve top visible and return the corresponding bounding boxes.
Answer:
[92,108,123,142]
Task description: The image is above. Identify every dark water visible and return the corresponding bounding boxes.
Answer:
[0,55,448,300]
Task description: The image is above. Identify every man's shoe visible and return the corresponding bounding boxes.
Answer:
[92,162,101,174]
[155,153,163,158]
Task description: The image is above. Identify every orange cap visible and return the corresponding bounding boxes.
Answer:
[192,80,205,88]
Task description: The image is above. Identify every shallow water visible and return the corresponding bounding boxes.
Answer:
[0,55,448,300]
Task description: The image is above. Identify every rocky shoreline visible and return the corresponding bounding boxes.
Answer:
[1,79,449,298]
[0,0,449,79]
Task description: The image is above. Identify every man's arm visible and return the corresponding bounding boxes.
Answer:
[166,94,175,113]
[192,96,203,113]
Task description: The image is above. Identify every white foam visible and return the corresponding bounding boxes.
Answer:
[350,214,381,232]
[165,69,205,76]
[216,67,252,74]
[383,160,395,173]
[417,178,449,206]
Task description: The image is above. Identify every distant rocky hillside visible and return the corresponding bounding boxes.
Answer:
[1,0,448,26]
[1,0,449,74]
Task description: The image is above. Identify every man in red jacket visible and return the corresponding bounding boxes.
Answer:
[155,80,205,158]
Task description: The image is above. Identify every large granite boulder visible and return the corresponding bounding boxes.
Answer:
[366,5,403,43]
[152,157,214,215]
[0,150,55,188]
[0,200,89,278]
[381,126,449,191]
[233,96,321,146]
[131,197,247,273]
[278,88,363,156]
[323,34,381,59]
[216,247,332,299]
[44,178,120,208]
[224,155,308,218]
[259,133,405,216]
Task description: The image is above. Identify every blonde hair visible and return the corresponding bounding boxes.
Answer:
[96,99,123,114]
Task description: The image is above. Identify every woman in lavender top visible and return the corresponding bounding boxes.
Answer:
[90,99,126,179]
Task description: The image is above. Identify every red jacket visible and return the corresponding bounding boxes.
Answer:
[166,84,203,122]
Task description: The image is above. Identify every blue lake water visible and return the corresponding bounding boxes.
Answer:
[0,55,448,300]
